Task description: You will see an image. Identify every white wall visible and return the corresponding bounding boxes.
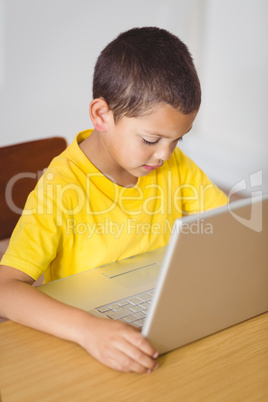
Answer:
[0,0,196,144]
[180,0,268,194]
[0,0,267,193]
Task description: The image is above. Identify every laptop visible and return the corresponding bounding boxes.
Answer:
[39,195,268,354]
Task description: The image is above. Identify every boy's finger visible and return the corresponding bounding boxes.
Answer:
[116,337,159,372]
[123,328,159,358]
[105,346,153,373]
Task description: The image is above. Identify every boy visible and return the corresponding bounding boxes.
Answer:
[0,27,228,373]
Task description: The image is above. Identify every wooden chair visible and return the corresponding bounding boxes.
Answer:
[0,137,67,274]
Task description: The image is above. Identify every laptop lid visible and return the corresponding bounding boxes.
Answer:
[142,195,268,353]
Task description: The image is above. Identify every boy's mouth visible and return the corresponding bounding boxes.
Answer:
[143,164,163,171]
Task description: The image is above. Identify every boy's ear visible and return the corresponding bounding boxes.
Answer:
[89,98,112,132]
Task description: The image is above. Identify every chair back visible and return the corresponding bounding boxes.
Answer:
[0,137,67,240]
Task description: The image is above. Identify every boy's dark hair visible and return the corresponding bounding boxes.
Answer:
[93,27,201,122]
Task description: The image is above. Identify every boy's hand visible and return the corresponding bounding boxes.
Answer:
[79,315,159,373]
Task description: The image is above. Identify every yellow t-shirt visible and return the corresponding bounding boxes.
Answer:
[1,130,228,283]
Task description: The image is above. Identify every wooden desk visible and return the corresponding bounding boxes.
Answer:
[0,313,267,402]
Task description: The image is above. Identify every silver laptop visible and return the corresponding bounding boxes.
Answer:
[40,195,268,354]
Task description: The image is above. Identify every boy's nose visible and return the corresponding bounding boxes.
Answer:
[154,145,172,161]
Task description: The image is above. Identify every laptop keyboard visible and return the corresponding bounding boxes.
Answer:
[95,289,155,328]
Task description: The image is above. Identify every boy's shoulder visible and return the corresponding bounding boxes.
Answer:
[167,146,200,172]
[42,130,94,183]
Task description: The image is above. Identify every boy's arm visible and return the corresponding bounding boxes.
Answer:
[0,265,159,373]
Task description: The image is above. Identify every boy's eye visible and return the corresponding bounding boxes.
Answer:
[142,138,159,145]
[142,136,183,145]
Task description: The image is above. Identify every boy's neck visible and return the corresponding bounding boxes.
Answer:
[79,130,138,187]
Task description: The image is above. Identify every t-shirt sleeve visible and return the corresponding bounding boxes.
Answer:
[0,174,63,280]
[175,148,229,215]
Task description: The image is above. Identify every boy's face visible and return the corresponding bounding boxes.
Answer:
[103,104,197,185]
